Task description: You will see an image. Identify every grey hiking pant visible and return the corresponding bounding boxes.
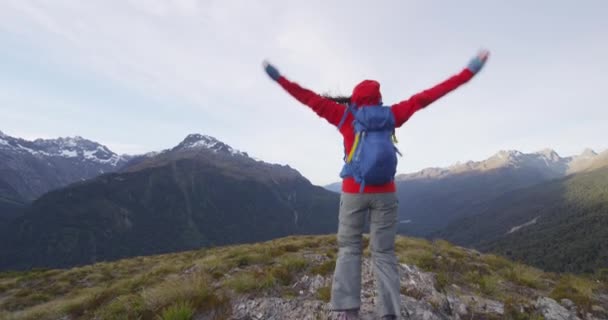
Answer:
[330,192,401,318]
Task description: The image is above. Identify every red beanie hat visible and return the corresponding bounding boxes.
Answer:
[351,80,382,107]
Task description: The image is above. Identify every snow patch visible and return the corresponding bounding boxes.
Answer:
[187,139,218,149]
[17,144,49,156]
[508,217,539,234]
[60,149,78,157]
[180,134,247,157]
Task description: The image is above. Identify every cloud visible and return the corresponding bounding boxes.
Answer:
[1,0,607,185]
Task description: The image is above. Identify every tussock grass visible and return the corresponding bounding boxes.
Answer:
[224,271,275,293]
[316,286,331,303]
[550,275,597,312]
[2,234,606,319]
[142,274,211,312]
[503,296,544,320]
[311,260,336,276]
[502,264,545,290]
[277,254,308,273]
[94,294,145,320]
[483,254,513,271]
[465,271,500,296]
[159,301,195,320]
[596,268,608,282]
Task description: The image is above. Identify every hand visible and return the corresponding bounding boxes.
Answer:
[467,49,490,74]
[263,60,281,81]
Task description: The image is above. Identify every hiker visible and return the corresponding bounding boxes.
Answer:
[263,50,489,320]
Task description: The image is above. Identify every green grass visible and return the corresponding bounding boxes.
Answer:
[1,234,606,319]
[94,294,145,320]
[501,264,545,290]
[550,275,597,312]
[434,271,449,292]
[503,297,544,320]
[159,301,194,320]
[224,271,275,293]
[316,286,331,303]
[277,254,308,273]
[311,259,336,276]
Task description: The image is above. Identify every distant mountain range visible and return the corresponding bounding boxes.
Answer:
[325,147,608,273]
[0,133,339,271]
[0,130,129,203]
[397,148,604,181]
[326,148,608,236]
[396,148,608,236]
[2,129,607,274]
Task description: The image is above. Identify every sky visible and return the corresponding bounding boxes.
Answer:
[1,0,607,185]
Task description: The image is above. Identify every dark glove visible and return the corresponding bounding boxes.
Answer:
[263,61,281,81]
[467,50,490,74]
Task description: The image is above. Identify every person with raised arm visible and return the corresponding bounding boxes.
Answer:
[263,50,489,320]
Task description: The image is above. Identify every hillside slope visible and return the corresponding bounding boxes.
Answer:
[394,148,605,237]
[321,151,572,237]
[0,135,339,271]
[0,235,606,320]
[438,166,608,274]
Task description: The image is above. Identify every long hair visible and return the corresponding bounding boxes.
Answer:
[322,94,351,105]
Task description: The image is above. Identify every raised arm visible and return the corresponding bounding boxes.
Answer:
[263,61,346,127]
[391,50,490,127]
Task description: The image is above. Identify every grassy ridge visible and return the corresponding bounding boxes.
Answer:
[0,235,606,319]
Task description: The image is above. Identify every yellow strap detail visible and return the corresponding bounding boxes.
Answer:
[392,133,399,144]
[347,133,360,163]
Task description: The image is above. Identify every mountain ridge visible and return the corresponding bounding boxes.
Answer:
[0,133,339,271]
[320,148,608,238]
[395,148,607,182]
[0,131,130,203]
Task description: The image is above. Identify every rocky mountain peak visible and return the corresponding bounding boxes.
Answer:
[0,132,124,166]
[172,133,248,157]
[493,149,524,160]
[579,148,598,158]
[534,148,561,162]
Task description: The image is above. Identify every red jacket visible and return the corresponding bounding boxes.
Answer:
[277,68,475,193]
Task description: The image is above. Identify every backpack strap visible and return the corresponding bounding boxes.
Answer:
[337,103,357,130]
[392,130,403,157]
[346,132,361,163]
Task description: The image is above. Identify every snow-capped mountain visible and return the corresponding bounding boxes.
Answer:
[395,148,606,181]
[0,133,126,166]
[0,131,299,206]
[171,133,249,157]
[0,131,129,202]
[124,133,303,183]
[0,132,337,271]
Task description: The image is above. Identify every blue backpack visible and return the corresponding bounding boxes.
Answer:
[338,104,401,192]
